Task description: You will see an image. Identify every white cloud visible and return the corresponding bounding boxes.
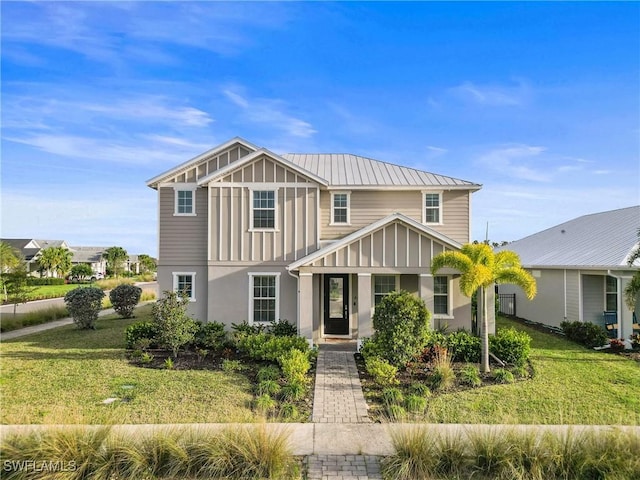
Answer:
[476,144,550,182]
[448,79,531,107]
[425,145,448,158]
[223,87,317,138]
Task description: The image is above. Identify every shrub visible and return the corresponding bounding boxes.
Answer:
[278,349,310,384]
[109,284,142,318]
[257,380,281,396]
[493,368,515,384]
[609,338,626,352]
[386,404,407,421]
[279,402,298,419]
[164,357,174,370]
[631,333,640,349]
[279,380,306,401]
[257,365,281,382]
[236,333,309,362]
[64,287,105,329]
[231,321,266,339]
[365,356,399,387]
[458,364,482,387]
[372,291,431,367]
[269,319,298,337]
[408,382,432,398]
[405,394,428,414]
[359,337,382,361]
[254,394,276,414]
[193,321,227,350]
[221,359,243,372]
[125,321,160,349]
[490,327,531,367]
[561,321,609,348]
[382,387,405,406]
[430,346,455,391]
[445,330,481,363]
[152,292,198,357]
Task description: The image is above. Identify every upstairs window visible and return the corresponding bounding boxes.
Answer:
[331,192,350,225]
[423,192,442,224]
[252,190,276,229]
[434,275,449,315]
[174,185,197,216]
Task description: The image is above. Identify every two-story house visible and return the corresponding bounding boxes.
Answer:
[147,137,482,342]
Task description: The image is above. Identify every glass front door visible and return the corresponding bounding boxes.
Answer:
[324,274,349,335]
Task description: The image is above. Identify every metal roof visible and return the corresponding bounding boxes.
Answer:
[497,206,640,268]
[281,153,480,189]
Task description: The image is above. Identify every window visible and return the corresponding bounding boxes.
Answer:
[174,185,197,216]
[331,192,350,225]
[605,276,617,311]
[172,272,196,301]
[374,275,398,306]
[423,192,442,224]
[249,273,280,324]
[252,190,276,229]
[434,276,449,315]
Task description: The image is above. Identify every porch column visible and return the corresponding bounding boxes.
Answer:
[357,273,373,338]
[618,275,635,340]
[418,274,435,329]
[298,272,313,341]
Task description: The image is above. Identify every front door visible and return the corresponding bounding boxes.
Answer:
[324,274,350,335]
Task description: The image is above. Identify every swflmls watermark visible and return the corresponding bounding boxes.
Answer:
[3,460,77,472]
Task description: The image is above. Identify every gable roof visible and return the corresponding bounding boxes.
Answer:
[196,148,329,187]
[146,137,259,188]
[497,206,640,268]
[282,153,480,190]
[1,239,68,262]
[287,212,461,271]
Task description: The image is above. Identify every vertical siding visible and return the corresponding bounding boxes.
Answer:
[583,275,604,326]
[565,270,580,321]
[158,187,207,264]
[319,190,470,244]
[501,270,566,328]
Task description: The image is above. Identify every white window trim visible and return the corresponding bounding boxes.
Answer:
[172,271,196,302]
[248,272,281,325]
[605,275,618,312]
[371,274,400,309]
[433,275,453,319]
[173,184,197,216]
[330,191,351,226]
[422,191,443,225]
[249,188,280,232]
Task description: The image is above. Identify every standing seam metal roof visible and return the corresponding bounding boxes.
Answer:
[497,206,640,267]
[281,153,479,188]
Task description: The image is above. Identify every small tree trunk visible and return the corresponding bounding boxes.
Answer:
[480,286,491,373]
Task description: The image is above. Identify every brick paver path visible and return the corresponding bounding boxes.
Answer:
[309,345,381,479]
[306,455,383,480]
[312,347,371,424]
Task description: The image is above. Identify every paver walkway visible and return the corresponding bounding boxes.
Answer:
[309,342,381,479]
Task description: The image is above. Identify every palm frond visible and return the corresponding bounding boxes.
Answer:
[431,251,473,276]
[460,243,494,268]
[496,267,537,299]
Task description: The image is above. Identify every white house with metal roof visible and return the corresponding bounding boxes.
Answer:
[147,137,483,341]
[497,206,640,339]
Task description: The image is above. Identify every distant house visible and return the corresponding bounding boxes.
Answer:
[68,246,107,274]
[147,136,484,342]
[497,206,640,339]
[1,239,69,275]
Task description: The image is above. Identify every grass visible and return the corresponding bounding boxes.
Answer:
[19,284,83,302]
[366,316,640,425]
[383,426,640,480]
[0,305,259,424]
[0,425,300,479]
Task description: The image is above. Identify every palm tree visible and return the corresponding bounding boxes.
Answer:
[37,246,72,278]
[432,243,536,373]
[0,241,21,272]
[624,228,640,311]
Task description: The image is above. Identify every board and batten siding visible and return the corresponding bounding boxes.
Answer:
[319,189,470,244]
[158,187,208,265]
[565,270,580,321]
[207,155,320,263]
[582,274,605,327]
[161,143,253,184]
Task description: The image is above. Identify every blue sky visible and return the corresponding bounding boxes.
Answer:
[2,1,638,257]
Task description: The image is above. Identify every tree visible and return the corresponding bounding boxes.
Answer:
[110,284,142,318]
[0,241,21,272]
[37,246,72,278]
[138,254,157,273]
[152,291,197,357]
[104,246,128,277]
[64,287,105,329]
[70,263,93,281]
[431,243,536,373]
[624,228,640,311]
[3,262,36,315]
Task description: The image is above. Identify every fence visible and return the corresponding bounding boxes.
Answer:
[498,293,516,316]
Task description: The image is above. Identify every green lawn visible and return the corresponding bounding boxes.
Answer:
[0,305,258,425]
[417,316,640,425]
[22,284,83,302]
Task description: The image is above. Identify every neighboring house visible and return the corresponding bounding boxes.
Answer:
[0,238,69,275]
[147,137,484,342]
[497,206,640,339]
[68,247,107,274]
